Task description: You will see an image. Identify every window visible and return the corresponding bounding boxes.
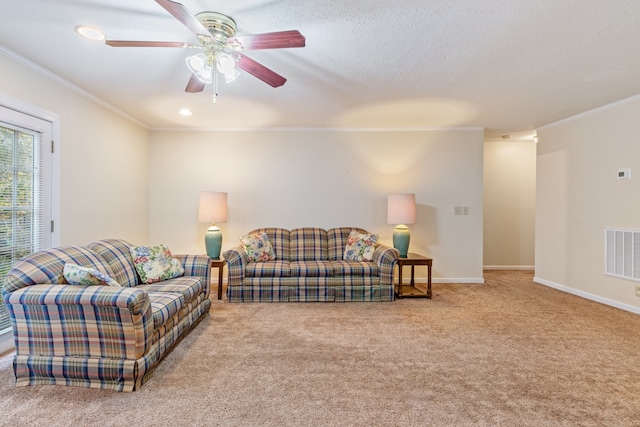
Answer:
[0,102,56,354]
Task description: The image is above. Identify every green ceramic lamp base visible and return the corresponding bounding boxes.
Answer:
[204,225,222,259]
[393,224,410,258]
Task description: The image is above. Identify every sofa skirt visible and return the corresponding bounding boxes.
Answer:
[11,297,211,392]
[228,277,393,302]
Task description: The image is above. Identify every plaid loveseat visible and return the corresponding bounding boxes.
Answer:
[1,239,211,392]
[223,227,398,302]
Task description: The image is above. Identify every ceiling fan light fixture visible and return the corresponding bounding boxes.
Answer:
[223,69,240,84]
[186,53,207,74]
[216,53,240,83]
[196,66,214,84]
[186,52,214,83]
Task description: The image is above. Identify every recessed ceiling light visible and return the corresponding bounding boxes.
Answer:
[74,25,105,41]
[178,108,193,116]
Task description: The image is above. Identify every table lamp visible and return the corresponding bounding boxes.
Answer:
[387,193,416,258]
[198,191,227,259]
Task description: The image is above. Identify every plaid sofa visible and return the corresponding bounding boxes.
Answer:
[223,227,398,302]
[1,239,211,392]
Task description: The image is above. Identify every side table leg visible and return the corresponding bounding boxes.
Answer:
[410,265,415,286]
[398,264,403,298]
[427,262,432,299]
[217,265,224,300]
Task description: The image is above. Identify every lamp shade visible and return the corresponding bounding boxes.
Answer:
[387,194,416,225]
[198,192,227,224]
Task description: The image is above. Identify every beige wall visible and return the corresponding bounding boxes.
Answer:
[149,129,485,282]
[0,52,150,245]
[483,140,536,269]
[536,96,640,311]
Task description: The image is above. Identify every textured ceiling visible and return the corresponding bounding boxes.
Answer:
[1,0,640,138]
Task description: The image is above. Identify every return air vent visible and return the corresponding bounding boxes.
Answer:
[605,228,640,282]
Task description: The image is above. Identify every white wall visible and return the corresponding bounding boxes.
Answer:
[483,140,536,269]
[0,52,150,245]
[536,96,640,311]
[149,129,485,282]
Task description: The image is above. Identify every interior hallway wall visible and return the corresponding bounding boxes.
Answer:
[483,139,536,269]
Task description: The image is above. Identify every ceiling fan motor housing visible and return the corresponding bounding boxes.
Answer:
[196,12,237,40]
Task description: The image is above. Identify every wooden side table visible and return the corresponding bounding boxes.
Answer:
[211,258,226,300]
[396,253,433,299]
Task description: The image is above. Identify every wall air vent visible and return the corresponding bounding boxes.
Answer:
[605,228,640,282]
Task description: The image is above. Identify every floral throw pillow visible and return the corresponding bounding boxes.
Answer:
[241,232,276,263]
[130,244,185,284]
[63,263,121,287]
[343,231,379,261]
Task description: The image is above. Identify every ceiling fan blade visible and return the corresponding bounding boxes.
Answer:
[185,74,206,93]
[105,40,197,48]
[227,30,305,51]
[155,0,211,38]
[236,54,286,88]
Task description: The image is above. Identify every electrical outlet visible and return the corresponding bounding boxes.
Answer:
[454,206,470,216]
[635,286,640,297]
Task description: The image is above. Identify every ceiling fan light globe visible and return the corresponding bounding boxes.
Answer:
[216,53,236,74]
[195,66,213,84]
[186,53,208,74]
[224,69,241,84]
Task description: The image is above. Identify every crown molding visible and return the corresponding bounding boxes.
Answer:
[149,126,485,132]
[538,93,640,131]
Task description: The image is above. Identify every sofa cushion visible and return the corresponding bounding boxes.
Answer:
[327,227,369,261]
[343,231,379,261]
[3,246,115,293]
[130,244,185,284]
[138,276,204,304]
[63,263,121,287]
[89,239,139,287]
[246,260,291,278]
[331,260,379,277]
[241,232,276,262]
[291,260,334,277]
[290,228,328,261]
[147,291,184,330]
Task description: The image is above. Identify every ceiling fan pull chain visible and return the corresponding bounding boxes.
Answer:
[212,67,219,104]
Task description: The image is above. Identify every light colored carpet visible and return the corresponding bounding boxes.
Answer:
[2,271,640,426]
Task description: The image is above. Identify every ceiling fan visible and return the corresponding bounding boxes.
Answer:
[105,0,305,97]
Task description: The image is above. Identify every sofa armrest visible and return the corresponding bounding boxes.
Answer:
[4,284,154,359]
[223,245,248,287]
[372,245,399,286]
[173,254,212,297]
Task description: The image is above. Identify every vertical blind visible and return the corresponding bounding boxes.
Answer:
[0,122,43,332]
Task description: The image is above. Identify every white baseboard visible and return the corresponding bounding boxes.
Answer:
[484,265,534,271]
[534,276,640,315]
